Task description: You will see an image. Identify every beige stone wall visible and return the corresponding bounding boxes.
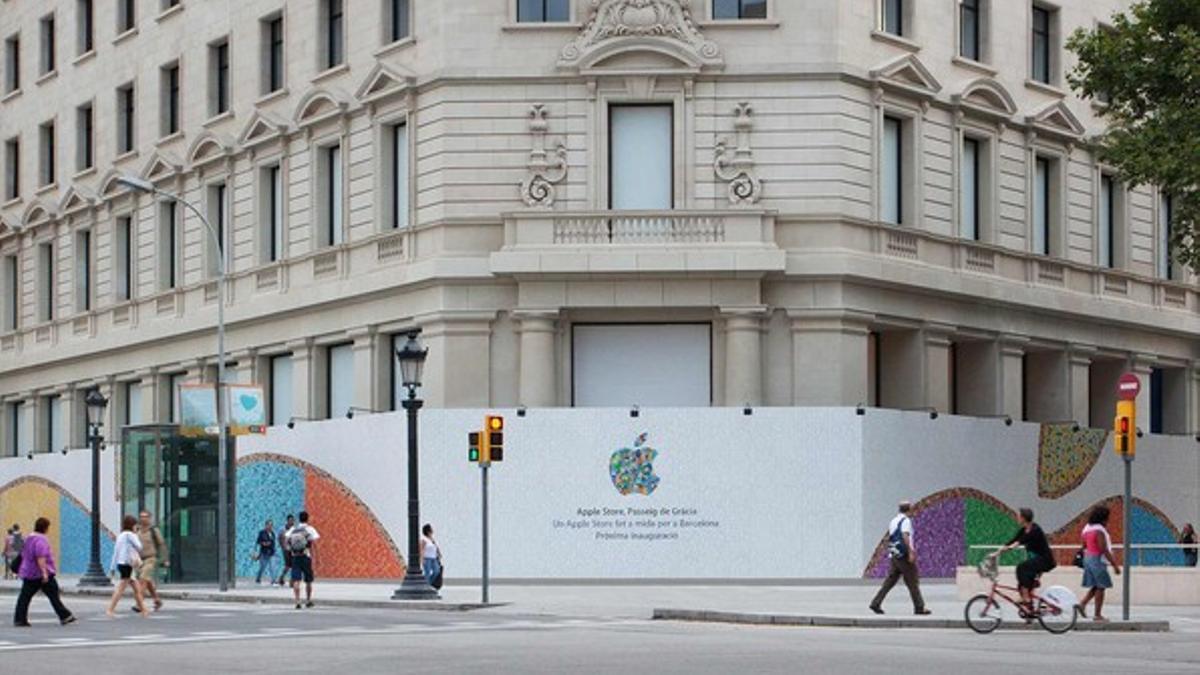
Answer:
[0,1,1195,454]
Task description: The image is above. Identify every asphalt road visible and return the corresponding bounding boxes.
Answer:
[3,596,1199,674]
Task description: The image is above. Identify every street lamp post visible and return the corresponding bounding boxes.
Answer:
[78,389,112,587]
[392,331,439,600]
[117,175,232,592]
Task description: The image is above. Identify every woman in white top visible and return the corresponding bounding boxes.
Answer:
[106,514,149,617]
[419,523,442,589]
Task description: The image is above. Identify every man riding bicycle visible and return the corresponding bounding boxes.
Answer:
[988,507,1057,614]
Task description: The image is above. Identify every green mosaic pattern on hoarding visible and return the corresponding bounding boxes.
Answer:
[965,498,1024,567]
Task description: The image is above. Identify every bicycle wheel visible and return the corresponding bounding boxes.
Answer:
[964,594,1003,634]
[1036,590,1078,634]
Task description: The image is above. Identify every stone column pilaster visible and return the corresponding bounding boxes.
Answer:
[516,310,559,408]
[721,307,765,407]
[999,336,1028,420]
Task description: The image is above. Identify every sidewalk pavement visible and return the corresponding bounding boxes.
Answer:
[2,577,1196,629]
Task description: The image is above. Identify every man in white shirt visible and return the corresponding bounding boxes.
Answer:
[284,511,320,609]
[869,500,931,615]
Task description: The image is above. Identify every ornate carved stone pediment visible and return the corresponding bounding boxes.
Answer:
[952,78,1017,121]
[559,0,722,73]
[1025,100,1086,140]
[870,54,942,100]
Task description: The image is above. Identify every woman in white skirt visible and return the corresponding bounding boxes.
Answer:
[107,515,149,617]
[1078,506,1120,622]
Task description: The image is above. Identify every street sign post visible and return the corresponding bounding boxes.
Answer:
[1114,373,1140,621]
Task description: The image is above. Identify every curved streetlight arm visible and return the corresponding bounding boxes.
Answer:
[118,176,232,591]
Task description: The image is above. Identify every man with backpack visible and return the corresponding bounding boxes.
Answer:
[4,525,23,580]
[284,511,319,609]
[869,501,931,616]
[4,525,22,580]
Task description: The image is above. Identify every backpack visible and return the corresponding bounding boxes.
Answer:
[887,517,910,560]
[287,526,311,555]
[10,532,23,554]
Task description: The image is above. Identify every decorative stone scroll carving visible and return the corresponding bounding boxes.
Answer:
[713,102,762,205]
[559,0,723,72]
[520,105,569,208]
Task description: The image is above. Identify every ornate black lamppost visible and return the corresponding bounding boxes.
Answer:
[392,331,439,600]
[78,389,112,587]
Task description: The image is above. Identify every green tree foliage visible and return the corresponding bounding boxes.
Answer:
[1068,0,1200,273]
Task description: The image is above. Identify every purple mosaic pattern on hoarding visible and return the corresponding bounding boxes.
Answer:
[869,497,964,578]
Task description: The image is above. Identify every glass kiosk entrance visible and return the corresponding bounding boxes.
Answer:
[121,425,233,584]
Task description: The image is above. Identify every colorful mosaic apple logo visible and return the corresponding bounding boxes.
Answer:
[609,432,660,496]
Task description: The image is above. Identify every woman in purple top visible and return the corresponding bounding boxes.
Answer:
[13,517,75,627]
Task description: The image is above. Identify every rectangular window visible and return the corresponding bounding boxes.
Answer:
[1098,174,1114,268]
[882,0,904,36]
[324,0,345,69]
[10,402,26,456]
[47,395,65,452]
[388,0,411,42]
[161,62,180,136]
[270,354,294,425]
[960,0,980,60]
[162,0,181,10]
[320,145,344,246]
[207,182,228,277]
[39,14,55,75]
[125,381,144,426]
[1149,368,1163,434]
[76,103,93,171]
[37,242,53,322]
[1031,5,1051,84]
[115,215,132,301]
[609,105,673,210]
[1,254,18,332]
[210,39,230,116]
[118,0,136,34]
[117,83,135,154]
[881,116,903,225]
[75,229,91,312]
[326,343,353,419]
[159,201,178,289]
[961,137,980,240]
[77,0,94,55]
[259,165,284,262]
[38,121,55,187]
[713,0,767,20]
[1159,193,1174,280]
[168,374,184,423]
[1033,157,1051,255]
[390,122,409,229]
[518,0,570,22]
[4,137,18,200]
[4,34,19,93]
[262,15,284,94]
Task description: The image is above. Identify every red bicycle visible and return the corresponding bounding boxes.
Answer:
[964,557,1078,634]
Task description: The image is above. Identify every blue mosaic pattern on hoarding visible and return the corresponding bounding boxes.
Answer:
[57,494,114,575]
[235,461,304,577]
[1131,505,1186,566]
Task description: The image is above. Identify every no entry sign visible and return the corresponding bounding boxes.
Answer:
[1116,373,1141,401]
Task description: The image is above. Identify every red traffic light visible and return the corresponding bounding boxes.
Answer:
[1118,417,1130,434]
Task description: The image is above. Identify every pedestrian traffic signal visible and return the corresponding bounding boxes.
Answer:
[468,432,481,463]
[1114,399,1135,458]
[482,415,504,463]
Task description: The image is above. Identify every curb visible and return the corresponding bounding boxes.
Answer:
[651,609,1171,632]
[0,586,495,612]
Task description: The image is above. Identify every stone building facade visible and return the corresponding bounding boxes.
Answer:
[0,0,1196,456]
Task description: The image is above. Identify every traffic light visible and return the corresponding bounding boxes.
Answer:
[1114,399,1136,458]
[482,415,504,463]
[468,432,481,463]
